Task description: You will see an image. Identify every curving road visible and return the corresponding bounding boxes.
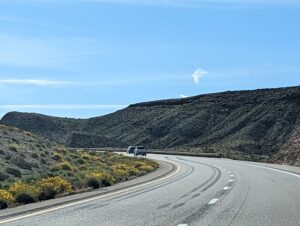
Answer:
[1,154,300,226]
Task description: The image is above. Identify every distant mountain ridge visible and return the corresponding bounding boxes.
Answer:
[2,85,300,165]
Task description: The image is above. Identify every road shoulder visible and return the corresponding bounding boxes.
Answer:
[0,160,177,221]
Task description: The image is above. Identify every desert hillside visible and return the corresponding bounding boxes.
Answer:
[2,85,300,165]
[273,127,300,166]
[0,124,158,208]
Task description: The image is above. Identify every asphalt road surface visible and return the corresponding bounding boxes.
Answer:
[1,154,300,226]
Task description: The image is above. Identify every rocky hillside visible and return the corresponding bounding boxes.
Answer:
[0,124,64,187]
[2,85,300,164]
[0,113,85,144]
[273,127,300,166]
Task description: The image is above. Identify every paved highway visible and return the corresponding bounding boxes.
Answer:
[1,154,300,226]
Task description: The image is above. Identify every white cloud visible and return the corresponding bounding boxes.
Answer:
[0,75,188,87]
[179,94,188,98]
[0,79,74,86]
[192,68,208,84]
[0,104,127,110]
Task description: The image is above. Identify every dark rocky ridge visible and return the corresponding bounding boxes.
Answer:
[2,85,300,165]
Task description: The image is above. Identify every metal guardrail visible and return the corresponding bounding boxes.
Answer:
[71,147,222,158]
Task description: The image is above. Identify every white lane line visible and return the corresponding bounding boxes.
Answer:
[208,198,219,205]
[230,174,234,177]
[228,179,234,182]
[178,224,188,226]
[235,162,300,179]
[0,163,181,224]
[223,186,231,191]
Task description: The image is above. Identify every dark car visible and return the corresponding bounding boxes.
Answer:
[134,146,147,156]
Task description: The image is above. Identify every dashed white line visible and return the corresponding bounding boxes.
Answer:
[230,174,234,177]
[223,186,231,191]
[178,224,188,226]
[229,179,234,182]
[208,198,219,205]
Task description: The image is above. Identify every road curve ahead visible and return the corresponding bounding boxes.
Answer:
[1,154,300,226]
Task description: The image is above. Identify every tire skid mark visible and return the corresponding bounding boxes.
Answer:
[191,193,201,198]
[157,203,172,209]
[176,157,222,193]
[226,182,250,226]
[175,157,235,226]
[107,159,195,204]
[172,202,186,209]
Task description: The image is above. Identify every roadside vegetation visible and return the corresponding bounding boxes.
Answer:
[0,125,158,209]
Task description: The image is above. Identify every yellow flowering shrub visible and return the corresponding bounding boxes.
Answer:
[8,182,41,203]
[112,163,139,176]
[137,164,155,172]
[51,161,75,172]
[36,176,73,199]
[85,171,115,189]
[88,172,115,183]
[132,160,158,172]
[0,189,15,204]
[81,153,91,160]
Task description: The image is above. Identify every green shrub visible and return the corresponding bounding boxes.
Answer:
[13,157,33,170]
[59,161,73,171]
[79,165,87,171]
[72,178,85,190]
[15,193,35,204]
[86,177,100,189]
[41,158,47,164]
[52,152,63,161]
[0,172,10,181]
[5,167,22,178]
[86,172,114,188]
[77,158,85,165]
[81,153,91,160]
[0,201,8,209]
[31,153,39,159]
[4,153,12,160]
[8,144,18,152]
[59,149,67,155]
[71,154,79,159]
[25,132,33,137]
[101,179,111,186]
[51,161,74,172]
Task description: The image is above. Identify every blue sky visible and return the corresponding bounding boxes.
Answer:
[0,0,300,118]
